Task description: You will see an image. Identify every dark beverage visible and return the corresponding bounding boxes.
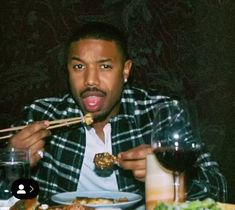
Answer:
[0,161,30,199]
[154,148,199,172]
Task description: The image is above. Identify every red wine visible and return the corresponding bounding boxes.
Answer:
[154,148,199,172]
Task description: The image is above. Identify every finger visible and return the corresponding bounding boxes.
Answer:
[132,169,146,181]
[30,150,43,167]
[128,144,150,152]
[11,121,49,141]
[10,126,51,149]
[119,145,153,160]
[119,159,146,170]
[25,129,50,148]
[29,139,45,157]
[30,142,45,166]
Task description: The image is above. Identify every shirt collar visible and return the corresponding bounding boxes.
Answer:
[109,84,136,122]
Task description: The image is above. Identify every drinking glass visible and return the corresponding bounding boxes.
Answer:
[0,148,30,199]
[151,100,201,203]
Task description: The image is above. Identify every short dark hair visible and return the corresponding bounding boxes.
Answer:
[68,22,129,61]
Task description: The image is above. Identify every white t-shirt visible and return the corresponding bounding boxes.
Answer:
[77,123,119,191]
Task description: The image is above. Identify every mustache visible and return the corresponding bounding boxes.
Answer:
[80,87,106,97]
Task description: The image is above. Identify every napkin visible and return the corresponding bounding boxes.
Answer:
[0,196,19,210]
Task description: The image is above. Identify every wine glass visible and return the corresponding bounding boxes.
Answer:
[151,100,201,203]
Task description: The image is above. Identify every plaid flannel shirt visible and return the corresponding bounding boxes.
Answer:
[16,85,227,203]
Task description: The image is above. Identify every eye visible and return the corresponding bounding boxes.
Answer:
[73,64,85,70]
[100,64,112,70]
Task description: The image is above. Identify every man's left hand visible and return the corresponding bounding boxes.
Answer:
[118,144,153,182]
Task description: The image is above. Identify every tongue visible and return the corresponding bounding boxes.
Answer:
[83,96,104,112]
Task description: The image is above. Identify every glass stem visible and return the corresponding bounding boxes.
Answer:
[173,171,180,202]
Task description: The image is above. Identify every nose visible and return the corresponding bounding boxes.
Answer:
[84,66,100,87]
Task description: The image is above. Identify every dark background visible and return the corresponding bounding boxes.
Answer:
[0,0,234,203]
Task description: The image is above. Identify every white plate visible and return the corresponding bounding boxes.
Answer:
[51,191,142,209]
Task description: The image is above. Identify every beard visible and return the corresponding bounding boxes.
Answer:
[92,110,110,122]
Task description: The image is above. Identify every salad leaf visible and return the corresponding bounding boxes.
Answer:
[154,198,221,210]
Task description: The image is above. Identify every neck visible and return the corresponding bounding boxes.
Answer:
[92,120,109,142]
[89,101,121,141]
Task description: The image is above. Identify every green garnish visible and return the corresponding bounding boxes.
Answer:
[154,198,221,210]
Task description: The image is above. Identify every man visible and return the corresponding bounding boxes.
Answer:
[10,22,227,203]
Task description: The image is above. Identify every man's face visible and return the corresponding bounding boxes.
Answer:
[67,38,132,122]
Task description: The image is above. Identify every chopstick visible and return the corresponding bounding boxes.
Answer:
[0,116,86,140]
[0,134,14,140]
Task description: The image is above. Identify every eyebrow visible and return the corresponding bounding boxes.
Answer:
[70,56,112,63]
[71,56,83,62]
[97,58,112,63]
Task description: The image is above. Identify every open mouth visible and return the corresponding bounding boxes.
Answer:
[81,88,106,112]
[82,95,104,112]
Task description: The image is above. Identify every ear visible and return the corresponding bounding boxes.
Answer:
[123,59,132,81]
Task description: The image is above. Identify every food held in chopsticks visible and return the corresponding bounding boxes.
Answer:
[82,113,93,125]
[0,113,93,140]
[46,113,93,130]
[93,152,119,169]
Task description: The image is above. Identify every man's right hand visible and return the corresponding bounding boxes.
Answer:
[10,121,51,166]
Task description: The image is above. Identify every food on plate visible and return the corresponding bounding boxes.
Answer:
[154,198,222,210]
[9,198,93,210]
[83,113,93,125]
[46,203,94,210]
[73,196,128,205]
[10,198,39,210]
[93,152,119,169]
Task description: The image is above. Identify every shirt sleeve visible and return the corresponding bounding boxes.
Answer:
[187,149,227,202]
